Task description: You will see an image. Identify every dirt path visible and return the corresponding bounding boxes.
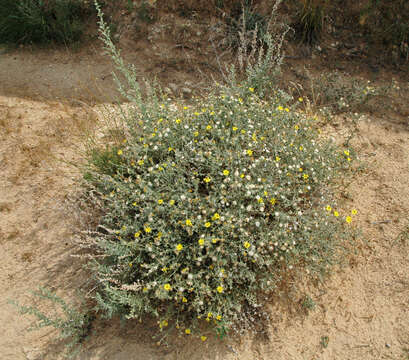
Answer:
[0,44,408,359]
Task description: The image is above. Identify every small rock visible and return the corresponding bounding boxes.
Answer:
[181,87,192,96]
[385,343,391,348]
[169,83,178,93]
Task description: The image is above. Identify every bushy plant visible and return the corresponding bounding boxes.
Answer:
[0,0,90,44]
[76,1,356,341]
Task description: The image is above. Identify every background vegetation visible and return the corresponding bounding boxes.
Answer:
[0,0,91,44]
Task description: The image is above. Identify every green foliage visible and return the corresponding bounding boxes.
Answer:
[73,1,357,341]
[301,294,316,312]
[0,0,90,45]
[135,0,157,24]
[9,287,92,358]
[320,335,329,348]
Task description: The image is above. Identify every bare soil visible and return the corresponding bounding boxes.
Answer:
[0,15,408,360]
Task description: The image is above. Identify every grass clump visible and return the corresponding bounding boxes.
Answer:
[293,0,327,45]
[0,0,91,45]
[71,1,357,341]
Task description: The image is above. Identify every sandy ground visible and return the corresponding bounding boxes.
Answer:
[0,43,408,360]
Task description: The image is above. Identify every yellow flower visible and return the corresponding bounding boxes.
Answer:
[138,159,144,166]
[277,105,284,111]
[206,125,212,130]
[175,118,181,124]
[294,125,299,130]
[145,226,152,233]
[182,297,188,303]
[216,286,223,293]
[212,238,218,244]
[334,211,339,217]
[201,336,207,341]
[194,131,199,137]
[117,149,123,155]
[129,263,132,267]
[162,320,168,327]
[275,156,280,162]
[351,209,358,215]
[223,169,230,176]
[168,147,173,152]
[185,329,191,335]
[162,267,168,272]
[285,107,290,112]
[249,87,254,92]
[183,106,188,110]
[185,219,193,226]
[205,222,211,228]
[298,97,303,102]
[346,216,352,223]
[212,213,220,220]
[204,176,211,183]
[216,315,222,320]
[207,312,213,318]
[176,244,183,251]
[240,173,245,178]
[326,205,332,212]
[134,231,141,238]
[247,149,253,156]
[303,174,309,180]
[164,284,171,291]
[347,157,351,162]
[198,238,205,246]
[241,129,246,134]
[344,150,350,156]
[299,146,303,151]
[244,241,251,249]
[270,198,276,205]
[232,126,238,131]
[158,199,164,204]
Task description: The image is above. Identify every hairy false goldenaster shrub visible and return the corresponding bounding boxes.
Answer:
[80,1,356,340]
